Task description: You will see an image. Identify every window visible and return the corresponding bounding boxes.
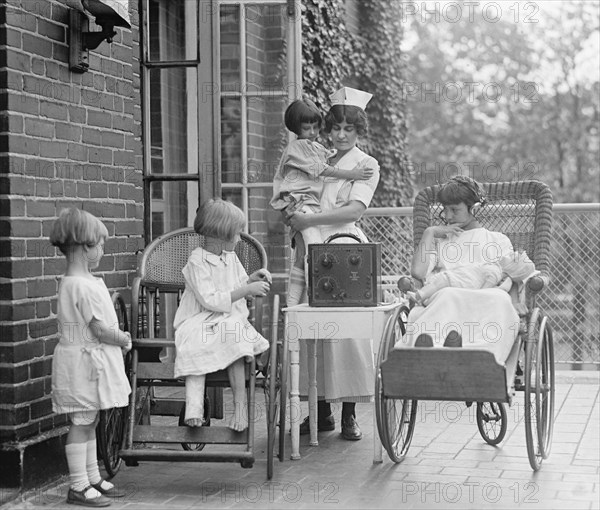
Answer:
[141,1,300,278]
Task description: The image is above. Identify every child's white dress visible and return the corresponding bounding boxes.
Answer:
[173,248,270,378]
[51,276,131,414]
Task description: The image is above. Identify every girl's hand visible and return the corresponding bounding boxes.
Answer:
[426,225,463,239]
[246,281,270,298]
[288,211,312,232]
[348,165,374,181]
[249,269,272,284]
[121,331,132,354]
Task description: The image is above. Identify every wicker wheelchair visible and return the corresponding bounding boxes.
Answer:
[97,228,287,480]
[375,180,555,471]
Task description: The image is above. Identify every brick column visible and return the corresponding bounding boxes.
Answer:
[0,0,142,491]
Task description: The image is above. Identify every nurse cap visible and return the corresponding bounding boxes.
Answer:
[329,86,373,110]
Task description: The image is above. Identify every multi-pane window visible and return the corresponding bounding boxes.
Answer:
[141,0,298,278]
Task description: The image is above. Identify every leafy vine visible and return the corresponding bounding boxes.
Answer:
[301,0,414,206]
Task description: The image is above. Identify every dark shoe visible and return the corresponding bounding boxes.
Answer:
[298,414,335,435]
[341,416,362,441]
[67,487,111,507]
[414,333,433,347]
[443,331,462,347]
[91,481,126,498]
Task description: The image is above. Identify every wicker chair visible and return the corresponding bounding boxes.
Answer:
[99,227,286,480]
[376,180,555,471]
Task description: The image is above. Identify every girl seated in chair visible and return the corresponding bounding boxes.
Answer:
[173,199,271,431]
[398,175,531,364]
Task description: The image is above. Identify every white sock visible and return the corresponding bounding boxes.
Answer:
[86,440,114,490]
[65,442,91,492]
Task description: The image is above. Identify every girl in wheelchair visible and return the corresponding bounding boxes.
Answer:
[400,175,532,364]
[173,199,271,431]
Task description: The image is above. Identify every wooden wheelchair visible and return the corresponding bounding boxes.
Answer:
[96,227,287,480]
[375,180,555,471]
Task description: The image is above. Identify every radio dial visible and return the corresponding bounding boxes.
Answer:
[349,254,361,265]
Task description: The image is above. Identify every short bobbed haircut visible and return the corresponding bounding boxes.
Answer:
[50,208,108,255]
[324,105,368,136]
[284,98,323,136]
[437,175,483,208]
[194,198,245,242]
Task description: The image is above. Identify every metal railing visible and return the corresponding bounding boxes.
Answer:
[359,203,600,367]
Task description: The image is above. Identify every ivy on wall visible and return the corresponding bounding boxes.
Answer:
[301,0,414,206]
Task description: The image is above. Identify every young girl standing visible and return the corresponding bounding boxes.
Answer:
[50,208,132,507]
[173,199,271,431]
[270,97,374,305]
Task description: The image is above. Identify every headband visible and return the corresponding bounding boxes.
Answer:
[448,175,487,206]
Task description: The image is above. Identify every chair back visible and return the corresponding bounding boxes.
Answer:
[138,227,268,292]
[413,180,553,276]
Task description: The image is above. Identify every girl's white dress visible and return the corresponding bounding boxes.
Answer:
[52,276,131,414]
[397,228,521,364]
[298,146,381,402]
[173,248,270,378]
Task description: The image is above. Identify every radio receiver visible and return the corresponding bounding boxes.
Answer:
[307,233,382,307]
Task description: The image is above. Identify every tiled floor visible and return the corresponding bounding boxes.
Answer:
[3,371,598,510]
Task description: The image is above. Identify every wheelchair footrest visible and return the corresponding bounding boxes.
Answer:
[132,425,248,445]
[119,448,254,464]
[381,348,511,402]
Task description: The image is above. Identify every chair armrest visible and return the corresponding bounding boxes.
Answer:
[130,276,142,340]
[111,292,130,333]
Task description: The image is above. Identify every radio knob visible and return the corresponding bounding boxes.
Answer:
[321,256,333,268]
[322,281,333,292]
[365,291,372,298]
[349,255,361,265]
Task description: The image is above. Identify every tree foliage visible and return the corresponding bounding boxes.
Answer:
[301,0,414,206]
[404,1,599,202]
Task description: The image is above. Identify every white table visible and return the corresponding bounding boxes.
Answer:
[283,302,402,462]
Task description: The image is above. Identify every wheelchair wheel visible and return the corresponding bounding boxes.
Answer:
[178,396,211,451]
[525,308,555,471]
[375,305,417,463]
[266,295,287,480]
[96,293,130,477]
[97,406,127,478]
[476,402,507,446]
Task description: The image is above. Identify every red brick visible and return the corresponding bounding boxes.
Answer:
[26,199,55,217]
[27,279,56,299]
[22,34,53,58]
[0,341,45,364]
[29,359,52,379]
[39,140,67,159]
[0,364,28,384]
[0,323,28,344]
[35,179,50,197]
[43,258,66,277]
[10,218,41,236]
[40,100,69,121]
[35,300,51,318]
[28,320,57,341]
[8,93,39,115]
[8,135,40,156]
[37,19,64,42]
[30,398,52,420]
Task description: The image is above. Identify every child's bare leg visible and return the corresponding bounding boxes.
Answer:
[227,359,248,431]
[185,374,206,427]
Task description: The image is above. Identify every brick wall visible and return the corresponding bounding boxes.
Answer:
[0,0,142,489]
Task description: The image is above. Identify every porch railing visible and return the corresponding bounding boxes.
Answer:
[359,203,600,367]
